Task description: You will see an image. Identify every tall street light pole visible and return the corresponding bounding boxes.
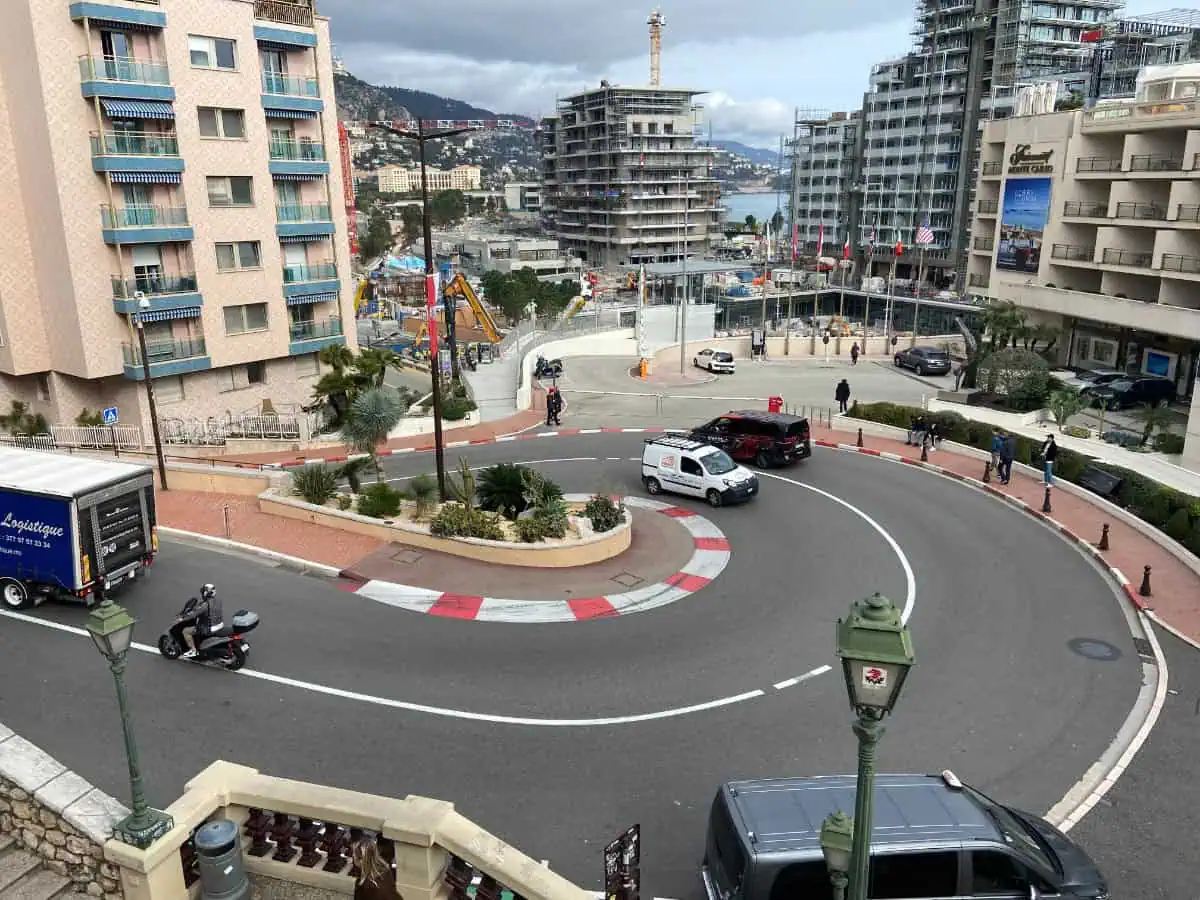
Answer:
[133,293,169,491]
[370,121,472,500]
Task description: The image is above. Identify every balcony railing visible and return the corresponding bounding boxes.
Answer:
[1063,200,1108,218]
[1177,204,1200,222]
[1076,157,1122,173]
[1160,253,1200,274]
[1114,202,1166,220]
[968,273,989,288]
[112,273,198,298]
[283,262,336,283]
[101,205,189,228]
[976,199,998,214]
[1128,154,1183,173]
[123,337,207,366]
[269,139,327,161]
[78,55,170,85]
[276,202,332,223]
[262,73,320,98]
[972,237,994,251]
[1100,248,1152,268]
[1050,243,1094,262]
[253,0,314,27]
[289,317,343,341]
[981,161,1003,176]
[90,130,179,156]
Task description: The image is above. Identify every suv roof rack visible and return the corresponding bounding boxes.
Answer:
[645,435,709,452]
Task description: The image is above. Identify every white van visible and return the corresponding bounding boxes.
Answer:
[641,436,759,507]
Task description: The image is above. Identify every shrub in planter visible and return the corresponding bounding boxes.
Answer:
[405,474,439,520]
[357,482,402,519]
[584,494,625,533]
[514,517,547,543]
[533,498,570,539]
[1062,424,1091,439]
[478,463,562,519]
[429,502,504,540]
[1153,432,1186,455]
[292,464,338,506]
[336,494,353,511]
[442,396,476,421]
[1165,507,1192,542]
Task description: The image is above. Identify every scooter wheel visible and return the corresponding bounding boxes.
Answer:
[227,645,248,671]
[158,634,182,660]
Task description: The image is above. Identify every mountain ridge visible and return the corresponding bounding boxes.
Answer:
[334,72,535,125]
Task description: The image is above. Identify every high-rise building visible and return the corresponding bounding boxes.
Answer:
[787,110,864,260]
[0,0,355,440]
[539,85,721,268]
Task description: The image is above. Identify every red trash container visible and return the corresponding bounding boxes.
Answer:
[768,396,783,413]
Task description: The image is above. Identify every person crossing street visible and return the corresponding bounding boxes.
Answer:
[545,386,563,427]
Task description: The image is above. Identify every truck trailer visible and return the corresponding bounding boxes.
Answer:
[0,448,158,610]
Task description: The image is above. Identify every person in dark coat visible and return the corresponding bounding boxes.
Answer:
[1040,434,1059,485]
[546,386,563,426]
[850,342,860,366]
[906,414,927,446]
[352,838,403,900]
[835,378,852,413]
[998,432,1017,485]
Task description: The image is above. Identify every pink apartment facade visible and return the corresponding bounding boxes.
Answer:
[0,0,356,440]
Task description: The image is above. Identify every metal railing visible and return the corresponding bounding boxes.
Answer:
[1062,200,1107,218]
[78,55,169,84]
[51,425,143,449]
[1176,203,1200,222]
[261,73,320,98]
[268,139,326,161]
[1076,157,1122,173]
[1100,248,1152,268]
[289,317,343,341]
[112,273,197,298]
[90,130,179,156]
[1114,202,1165,220]
[967,273,989,288]
[1128,154,1182,172]
[282,262,336,283]
[1159,253,1200,274]
[975,199,998,214]
[981,162,1003,176]
[1050,243,1094,262]
[972,237,994,251]
[122,337,207,366]
[276,202,331,222]
[101,205,188,228]
[253,0,314,26]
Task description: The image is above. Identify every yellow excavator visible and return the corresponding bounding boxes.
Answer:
[442,272,502,344]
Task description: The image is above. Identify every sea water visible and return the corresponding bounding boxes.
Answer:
[722,191,787,225]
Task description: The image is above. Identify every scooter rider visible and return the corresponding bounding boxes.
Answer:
[182,583,224,659]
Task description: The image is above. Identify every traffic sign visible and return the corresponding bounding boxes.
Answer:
[102,407,119,426]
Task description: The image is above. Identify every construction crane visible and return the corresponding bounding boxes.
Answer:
[338,120,358,259]
[647,9,665,87]
[442,272,502,344]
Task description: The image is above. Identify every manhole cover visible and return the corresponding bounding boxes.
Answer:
[1067,638,1122,662]
[612,572,644,588]
[390,549,424,565]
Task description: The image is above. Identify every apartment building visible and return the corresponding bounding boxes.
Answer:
[967,64,1200,467]
[504,181,541,213]
[376,164,482,194]
[788,110,863,258]
[0,0,354,440]
[450,233,574,277]
[539,85,721,268]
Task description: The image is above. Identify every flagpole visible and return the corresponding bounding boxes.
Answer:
[836,236,847,356]
[886,252,897,356]
[913,247,925,348]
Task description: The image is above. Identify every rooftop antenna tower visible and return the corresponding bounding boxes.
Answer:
[648,9,666,87]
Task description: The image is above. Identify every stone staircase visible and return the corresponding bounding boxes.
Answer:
[0,835,70,900]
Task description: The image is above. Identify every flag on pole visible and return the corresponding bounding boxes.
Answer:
[791,224,798,261]
[895,239,904,256]
[816,223,824,258]
[842,236,851,259]
[915,215,935,246]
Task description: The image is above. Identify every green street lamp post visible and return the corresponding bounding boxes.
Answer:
[86,597,174,848]
[819,811,854,900]
[835,592,915,900]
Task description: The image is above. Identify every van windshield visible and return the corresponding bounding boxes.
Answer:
[701,450,737,475]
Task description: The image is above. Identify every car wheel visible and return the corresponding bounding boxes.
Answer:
[0,577,31,611]
[1157,399,1170,409]
[916,364,926,376]
[893,355,902,367]
[644,476,662,495]
[755,450,772,469]
[706,489,723,508]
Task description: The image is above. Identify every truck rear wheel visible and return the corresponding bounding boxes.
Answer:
[0,578,33,611]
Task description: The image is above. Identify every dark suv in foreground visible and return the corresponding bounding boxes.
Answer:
[894,345,953,376]
[702,772,1109,900]
[690,410,811,468]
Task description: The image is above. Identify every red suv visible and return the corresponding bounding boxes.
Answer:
[690,410,812,468]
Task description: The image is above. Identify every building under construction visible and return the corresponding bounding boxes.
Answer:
[539,11,721,268]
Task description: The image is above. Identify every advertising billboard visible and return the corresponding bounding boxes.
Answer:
[996,177,1053,273]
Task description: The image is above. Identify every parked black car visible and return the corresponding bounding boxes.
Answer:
[893,345,953,376]
[1086,375,1176,410]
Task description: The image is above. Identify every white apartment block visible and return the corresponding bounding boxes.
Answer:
[376,164,482,194]
[968,63,1200,468]
[790,111,861,257]
[0,0,355,441]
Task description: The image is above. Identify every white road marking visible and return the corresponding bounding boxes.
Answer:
[773,664,833,691]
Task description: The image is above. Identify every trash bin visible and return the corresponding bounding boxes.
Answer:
[768,396,783,414]
[193,819,250,900]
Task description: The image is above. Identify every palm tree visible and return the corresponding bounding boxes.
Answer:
[319,344,355,375]
[1136,401,1175,447]
[341,388,404,479]
[354,347,405,388]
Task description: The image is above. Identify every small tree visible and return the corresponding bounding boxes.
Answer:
[1048,390,1084,432]
[341,388,404,479]
[977,347,1051,409]
[405,474,439,520]
[1136,402,1174,447]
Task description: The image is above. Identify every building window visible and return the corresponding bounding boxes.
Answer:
[36,375,50,402]
[207,176,253,207]
[188,35,236,70]
[247,361,266,385]
[155,375,185,404]
[294,353,320,378]
[215,241,262,271]
[198,108,245,139]
[223,302,269,335]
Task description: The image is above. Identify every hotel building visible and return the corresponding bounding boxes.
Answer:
[0,0,355,440]
[376,164,482,194]
[967,63,1200,468]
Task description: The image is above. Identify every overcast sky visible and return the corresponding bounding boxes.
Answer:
[322,0,1171,148]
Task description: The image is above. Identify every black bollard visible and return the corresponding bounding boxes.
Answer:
[982,460,992,483]
[1042,486,1052,514]
[856,428,864,448]
[1098,523,1110,551]
[1139,565,1152,598]
[920,441,929,462]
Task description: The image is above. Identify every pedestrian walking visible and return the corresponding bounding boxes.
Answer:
[925,421,940,452]
[906,414,927,446]
[352,838,403,900]
[850,342,860,366]
[835,378,851,414]
[998,432,1017,485]
[990,428,1004,470]
[545,386,563,426]
[1041,434,1058,485]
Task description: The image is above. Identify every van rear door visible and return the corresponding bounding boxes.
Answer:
[704,793,751,900]
[77,474,155,584]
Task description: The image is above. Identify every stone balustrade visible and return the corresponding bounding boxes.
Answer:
[105,760,593,900]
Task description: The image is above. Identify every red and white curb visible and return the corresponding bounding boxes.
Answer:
[340,495,729,623]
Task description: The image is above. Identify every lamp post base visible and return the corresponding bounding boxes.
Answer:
[114,808,174,849]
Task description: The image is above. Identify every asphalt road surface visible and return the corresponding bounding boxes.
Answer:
[0,436,1144,898]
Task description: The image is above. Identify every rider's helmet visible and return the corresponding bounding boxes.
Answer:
[201,583,216,600]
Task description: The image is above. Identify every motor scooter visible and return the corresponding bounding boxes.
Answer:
[534,355,563,379]
[158,597,260,671]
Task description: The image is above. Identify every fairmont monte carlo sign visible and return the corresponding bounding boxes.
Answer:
[1008,144,1055,174]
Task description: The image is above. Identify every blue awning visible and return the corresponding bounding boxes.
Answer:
[265,108,317,120]
[272,172,325,181]
[279,233,331,244]
[287,292,338,306]
[109,171,181,184]
[100,99,174,119]
[134,307,201,322]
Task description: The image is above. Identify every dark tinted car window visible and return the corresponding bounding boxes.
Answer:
[971,850,1029,893]
[784,421,808,438]
[681,457,702,476]
[769,861,832,900]
[868,850,958,898]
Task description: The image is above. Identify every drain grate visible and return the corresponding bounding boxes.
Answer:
[390,549,425,565]
[611,571,644,588]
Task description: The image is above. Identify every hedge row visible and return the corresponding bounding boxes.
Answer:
[848,401,1200,557]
